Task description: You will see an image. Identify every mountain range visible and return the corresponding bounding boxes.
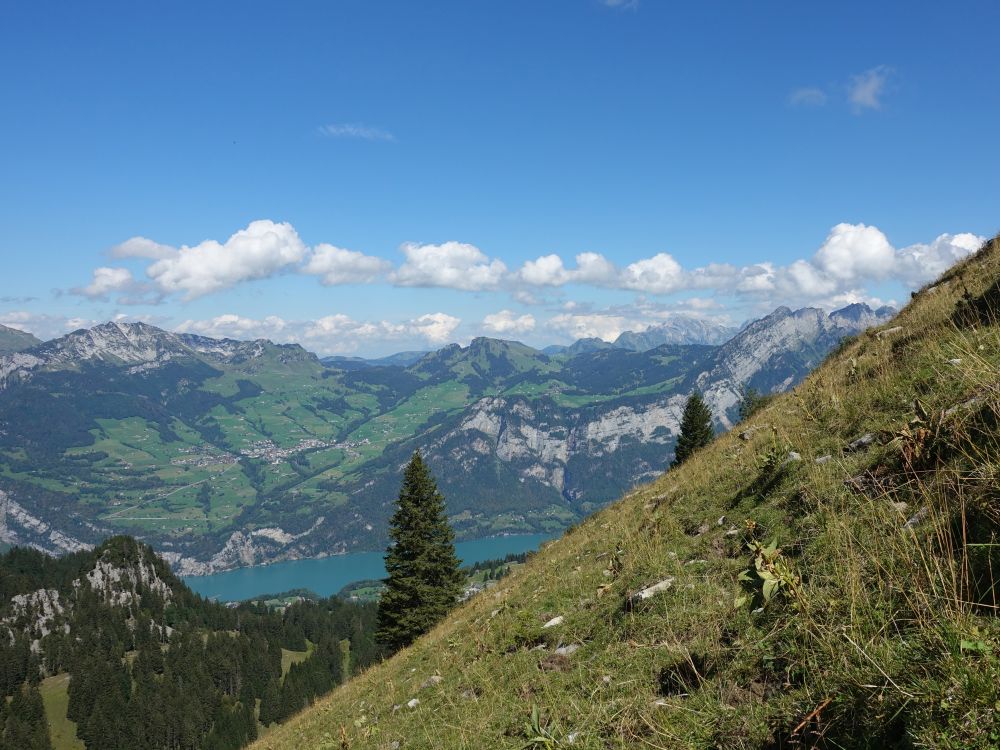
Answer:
[0,303,893,574]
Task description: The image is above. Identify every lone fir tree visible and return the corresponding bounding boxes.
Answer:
[376,451,463,652]
[671,392,715,467]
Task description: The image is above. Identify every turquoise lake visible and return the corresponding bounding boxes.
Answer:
[183,533,553,602]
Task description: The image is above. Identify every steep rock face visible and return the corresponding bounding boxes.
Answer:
[432,394,685,498]
[697,304,895,428]
[0,489,93,555]
[84,552,173,607]
[161,518,329,575]
[614,316,738,349]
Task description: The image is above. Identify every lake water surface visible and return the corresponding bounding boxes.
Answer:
[183,533,553,602]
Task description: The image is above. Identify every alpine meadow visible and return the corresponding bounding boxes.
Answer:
[2,2,1000,749]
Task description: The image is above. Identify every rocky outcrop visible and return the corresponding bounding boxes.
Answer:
[163,517,328,575]
[0,490,92,555]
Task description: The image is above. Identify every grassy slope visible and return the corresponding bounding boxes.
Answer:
[264,236,1000,748]
[40,674,85,750]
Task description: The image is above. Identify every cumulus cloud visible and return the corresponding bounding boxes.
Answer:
[303,244,391,285]
[110,237,177,260]
[482,310,536,335]
[547,312,638,342]
[848,66,892,113]
[392,241,507,291]
[72,267,135,299]
[513,224,983,310]
[145,220,308,299]
[175,311,461,355]
[175,314,290,340]
[812,223,896,281]
[318,123,395,142]
[620,253,684,293]
[895,233,982,288]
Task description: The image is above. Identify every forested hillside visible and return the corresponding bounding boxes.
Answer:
[0,536,380,749]
[256,238,1000,748]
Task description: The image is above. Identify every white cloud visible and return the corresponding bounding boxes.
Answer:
[175,310,460,355]
[848,66,891,113]
[812,223,896,281]
[519,254,570,286]
[74,267,135,299]
[548,312,638,342]
[392,241,507,291]
[303,244,391,285]
[789,87,828,107]
[620,253,684,293]
[409,312,462,343]
[110,237,177,260]
[482,310,536,335]
[318,123,395,142]
[601,0,638,8]
[146,220,308,299]
[175,314,290,340]
[895,233,983,288]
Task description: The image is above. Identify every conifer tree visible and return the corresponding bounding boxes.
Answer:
[376,451,463,652]
[671,392,715,467]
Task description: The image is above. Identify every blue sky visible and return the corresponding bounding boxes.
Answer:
[1,1,998,355]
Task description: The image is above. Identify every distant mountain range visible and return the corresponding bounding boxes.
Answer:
[0,304,893,573]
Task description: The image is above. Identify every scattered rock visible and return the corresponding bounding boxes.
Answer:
[905,506,930,528]
[739,425,767,441]
[530,644,548,652]
[626,577,675,609]
[815,454,832,465]
[876,326,904,340]
[946,358,963,365]
[781,451,802,467]
[567,731,580,744]
[696,522,711,536]
[542,615,564,629]
[554,643,580,656]
[406,698,420,709]
[685,559,708,566]
[717,515,726,526]
[724,527,740,538]
[846,433,876,452]
[420,674,443,689]
[460,688,478,701]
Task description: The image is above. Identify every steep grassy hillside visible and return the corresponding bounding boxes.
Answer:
[255,235,1000,749]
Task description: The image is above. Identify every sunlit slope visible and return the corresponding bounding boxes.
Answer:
[256,236,1000,749]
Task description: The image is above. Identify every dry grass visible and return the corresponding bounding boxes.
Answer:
[254,236,1000,749]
